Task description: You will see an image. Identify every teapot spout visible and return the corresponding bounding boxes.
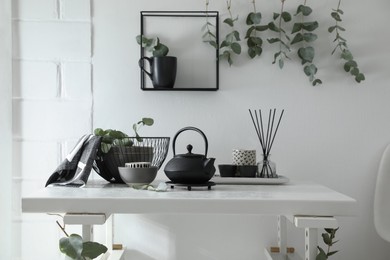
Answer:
[204,158,216,171]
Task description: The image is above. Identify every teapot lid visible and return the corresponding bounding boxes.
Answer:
[176,144,205,158]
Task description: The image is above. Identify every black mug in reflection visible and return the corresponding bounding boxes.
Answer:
[139,56,177,89]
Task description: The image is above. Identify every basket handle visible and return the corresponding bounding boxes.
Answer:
[172,126,208,157]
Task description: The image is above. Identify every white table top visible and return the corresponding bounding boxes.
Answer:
[22,180,357,217]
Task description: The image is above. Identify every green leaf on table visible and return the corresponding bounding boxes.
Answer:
[331,12,342,22]
[312,79,322,86]
[341,50,353,60]
[292,23,302,33]
[246,26,255,38]
[303,33,317,42]
[247,12,262,25]
[322,233,332,246]
[355,73,365,82]
[291,33,303,45]
[142,117,154,126]
[224,18,234,27]
[344,60,357,72]
[302,21,319,31]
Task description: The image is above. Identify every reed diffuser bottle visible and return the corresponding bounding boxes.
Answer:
[249,109,284,178]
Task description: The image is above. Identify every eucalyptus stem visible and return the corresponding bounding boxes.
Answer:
[278,0,285,54]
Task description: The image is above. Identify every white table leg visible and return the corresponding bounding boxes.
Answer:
[82,224,93,242]
[277,215,287,254]
[304,228,318,260]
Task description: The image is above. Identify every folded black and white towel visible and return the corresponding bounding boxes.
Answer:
[45,134,102,187]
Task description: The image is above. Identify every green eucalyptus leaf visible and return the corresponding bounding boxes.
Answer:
[272,51,281,64]
[328,25,336,33]
[246,26,255,38]
[344,60,357,72]
[231,42,242,54]
[108,130,127,139]
[60,234,83,259]
[273,13,280,20]
[224,18,234,27]
[356,73,365,82]
[142,117,154,126]
[279,58,284,69]
[251,37,263,45]
[267,38,280,44]
[249,12,262,25]
[255,25,269,31]
[246,12,255,25]
[316,251,327,260]
[291,33,303,45]
[322,233,332,246]
[233,30,240,41]
[268,22,280,32]
[220,40,230,48]
[220,50,230,59]
[209,41,218,49]
[327,250,339,257]
[312,79,322,86]
[303,33,318,42]
[281,12,292,22]
[296,5,313,16]
[248,48,256,58]
[341,50,353,60]
[82,241,108,259]
[102,135,114,144]
[247,38,255,48]
[337,25,346,31]
[298,47,315,64]
[153,44,169,57]
[331,12,342,22]
[94,128,105,136]
[351,67,360,76]
[254,46,262,56]
[302,21,319,31]
[228,54,233,66]
[292,23,302,34]
[325,228,335,234]
[304,64,317,77]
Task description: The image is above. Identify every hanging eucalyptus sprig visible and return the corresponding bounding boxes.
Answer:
[202,0,218,49]
[316,228,339,260]
[219,0,242,66]
[291,1,322,86]
[245,0,268,59]
[329,0,365,83]
[267,0,292,69]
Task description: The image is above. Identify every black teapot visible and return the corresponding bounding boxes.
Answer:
[164,127,216,184]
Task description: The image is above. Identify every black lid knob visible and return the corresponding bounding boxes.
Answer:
[187,144,193,153]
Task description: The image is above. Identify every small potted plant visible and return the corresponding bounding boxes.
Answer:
[136,35,177,89]
[93,118,170,183]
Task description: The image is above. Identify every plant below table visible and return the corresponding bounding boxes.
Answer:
[53,215,107,260]
[316,228,339,260]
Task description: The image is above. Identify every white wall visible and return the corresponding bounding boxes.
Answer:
[11,0,390,259]
[0,0,13,258]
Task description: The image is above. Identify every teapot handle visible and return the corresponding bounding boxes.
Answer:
[172,126,208,157]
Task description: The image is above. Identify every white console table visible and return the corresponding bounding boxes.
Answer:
[22,180,357,260]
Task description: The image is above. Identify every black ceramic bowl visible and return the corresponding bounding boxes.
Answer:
[236,165,257,177]
[218,164,237,177]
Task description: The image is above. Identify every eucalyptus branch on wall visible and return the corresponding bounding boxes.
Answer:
[200,0,365,85]
[291,1,322,86]
[328,0,365,83]
[202,0,218,49]
[245,0,268,59]
[219,0,242,66]
[267,0,292,69]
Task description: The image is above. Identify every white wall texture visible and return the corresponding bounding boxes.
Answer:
[10,0,390,259]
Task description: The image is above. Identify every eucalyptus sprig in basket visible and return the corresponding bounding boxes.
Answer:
[93,118,170,183]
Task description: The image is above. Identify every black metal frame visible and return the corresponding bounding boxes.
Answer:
[140,11,219,91]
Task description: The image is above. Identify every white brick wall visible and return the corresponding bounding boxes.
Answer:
[12,0,92,259]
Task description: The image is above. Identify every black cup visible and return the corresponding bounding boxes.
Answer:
[236,165,257,177]
[218,164,237,177]
[139,56,177,89]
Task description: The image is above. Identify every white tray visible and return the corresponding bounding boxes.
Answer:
[212,175,289,185]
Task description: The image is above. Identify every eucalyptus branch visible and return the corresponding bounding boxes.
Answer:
[316,228,339,260]
[202,0,218,49]
[245,0,268,59]
[291,0,322,86]
[328,0,365,83]
[267,0,292,69]
[219,0,242,66]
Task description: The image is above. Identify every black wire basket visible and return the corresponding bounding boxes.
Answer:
[93,137,170,183]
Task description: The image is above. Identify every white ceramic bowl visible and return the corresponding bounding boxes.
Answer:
[118,166,158,186]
